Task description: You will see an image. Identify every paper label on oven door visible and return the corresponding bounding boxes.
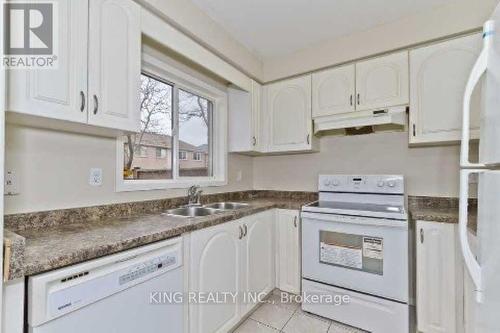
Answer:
[320,242,362,269]
[362,237,383,260]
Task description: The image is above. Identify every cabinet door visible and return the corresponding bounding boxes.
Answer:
[265,75,313,152]
[410,34,482,145]
[7,0,88,123]
[416,221,458,333]
[189,221,243,333]
[251,80,264,151]
[241,211,275,312]
[88,0,141,132]
[276,210,300,294]
[355,51,409,111]
[312,64,355,118]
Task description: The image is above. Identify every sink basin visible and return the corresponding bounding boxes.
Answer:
[164,206,221,217]
[203,202,249,210]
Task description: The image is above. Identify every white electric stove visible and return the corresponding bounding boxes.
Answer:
[301,175,410,333]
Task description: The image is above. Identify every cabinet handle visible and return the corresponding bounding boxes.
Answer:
[93,95,99,115]
[420,228,424,243]
[80,91,85,112]
[243,224,248,237]
[307,134,310,144]
[252,136,257,146]
[239,226,244,240]
[350,94,353,106]
[293,216,298,228]
[412,124,416,137]
[357,93,360,105]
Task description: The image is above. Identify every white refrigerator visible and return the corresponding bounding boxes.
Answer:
[460,3,500,333]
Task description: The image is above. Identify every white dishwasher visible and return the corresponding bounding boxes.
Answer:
[28,237,184,333]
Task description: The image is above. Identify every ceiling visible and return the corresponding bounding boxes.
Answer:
[191,0,459,59]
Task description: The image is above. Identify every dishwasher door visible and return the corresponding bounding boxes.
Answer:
[28,237,184,333]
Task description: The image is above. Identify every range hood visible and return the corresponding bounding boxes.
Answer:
[313,106,407,135]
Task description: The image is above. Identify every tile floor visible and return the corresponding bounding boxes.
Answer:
[232,289,367,333]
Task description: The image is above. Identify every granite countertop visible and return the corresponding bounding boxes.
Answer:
[4,197,307,280]
[408,196,477,233]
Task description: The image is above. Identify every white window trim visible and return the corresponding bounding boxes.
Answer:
[116,53,228,192]
[179,151,188,160]
[193,152,202,161]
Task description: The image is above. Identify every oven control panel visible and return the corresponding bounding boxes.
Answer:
[319,175,404,194]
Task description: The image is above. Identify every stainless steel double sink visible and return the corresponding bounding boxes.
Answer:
[164,202,249,217]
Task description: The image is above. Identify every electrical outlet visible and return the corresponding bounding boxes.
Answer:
[4,170,20,195]
[89,168,103,186]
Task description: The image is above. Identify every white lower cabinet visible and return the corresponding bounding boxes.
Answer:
[416,221,463,333]
[188,210,275,333]
[276,209,301,294]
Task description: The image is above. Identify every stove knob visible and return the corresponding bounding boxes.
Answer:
[388,181,396,188]
[377,181,385,187]
[332,179,340,186]
[324,180,331,187]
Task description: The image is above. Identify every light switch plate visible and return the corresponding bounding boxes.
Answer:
[89,168,103,186]
[4,170,20,195]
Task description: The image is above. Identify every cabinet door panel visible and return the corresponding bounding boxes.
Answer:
[356,51,409,111]
[7,0,88,123]
[243,212,274,309]
[410,34,482,144]
[312,64,355,117]
[189,222,242,333]
[277,210,300,294]
[88,0,141,132]
[265,75,312,152]
[416,221,457,333]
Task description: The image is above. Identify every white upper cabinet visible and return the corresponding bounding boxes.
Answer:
[88,0,141,132]
[7,0,88,124]
[409,33,482,145]
[264,75,316,153]
[355,51,409,111]
[312,64,355,118]
[7,0,141,135]
[228,80,264,153]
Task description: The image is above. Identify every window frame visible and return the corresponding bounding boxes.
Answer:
[116,52,228,192]
[179,150,188,160]
[193,152,202,161]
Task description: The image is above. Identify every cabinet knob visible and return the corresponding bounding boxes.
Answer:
[420,228,424,243]
[350,94,353,106]
[307,134,310,145]
[357,93,360,105]
[252,136,257,146]
[243,224,248,237]
[239,226,244,240]
[293,216,298,228]
[80,91,85,112]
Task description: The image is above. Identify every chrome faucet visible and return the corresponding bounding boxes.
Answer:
[187,185,203,206]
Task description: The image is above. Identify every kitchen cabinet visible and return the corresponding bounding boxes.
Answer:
[312,64,356,118]
[188,211,275,333]
[276,210,301,294]
[416,221,462,333]
[409,34,482,145]
[241,211,275,312]
[228,80,264,153]
[355,51,409,112]
[263,75,318,153]
[7,0,141,134]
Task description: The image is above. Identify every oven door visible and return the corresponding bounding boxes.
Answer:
[301,212,409,303]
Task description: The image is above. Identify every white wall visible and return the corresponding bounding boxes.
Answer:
[262,0,498,81]
[4,125,253,214]
[139,0,264,81]
[253,131,472,197]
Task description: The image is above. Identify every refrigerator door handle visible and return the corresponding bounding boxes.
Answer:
[460,21,494,169]
[459,169,483,303]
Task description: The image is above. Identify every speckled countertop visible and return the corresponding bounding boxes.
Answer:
[4,194,310,280]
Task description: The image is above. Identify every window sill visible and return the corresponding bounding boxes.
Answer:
[115,178,227,192]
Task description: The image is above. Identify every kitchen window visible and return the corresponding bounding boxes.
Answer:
[116,50,227,191]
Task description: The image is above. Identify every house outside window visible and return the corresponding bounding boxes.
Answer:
[117,48,227,191]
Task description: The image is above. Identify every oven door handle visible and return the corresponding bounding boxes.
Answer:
[300,212,407,229]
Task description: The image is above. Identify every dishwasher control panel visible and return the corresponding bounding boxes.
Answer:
[119,255,176,285]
